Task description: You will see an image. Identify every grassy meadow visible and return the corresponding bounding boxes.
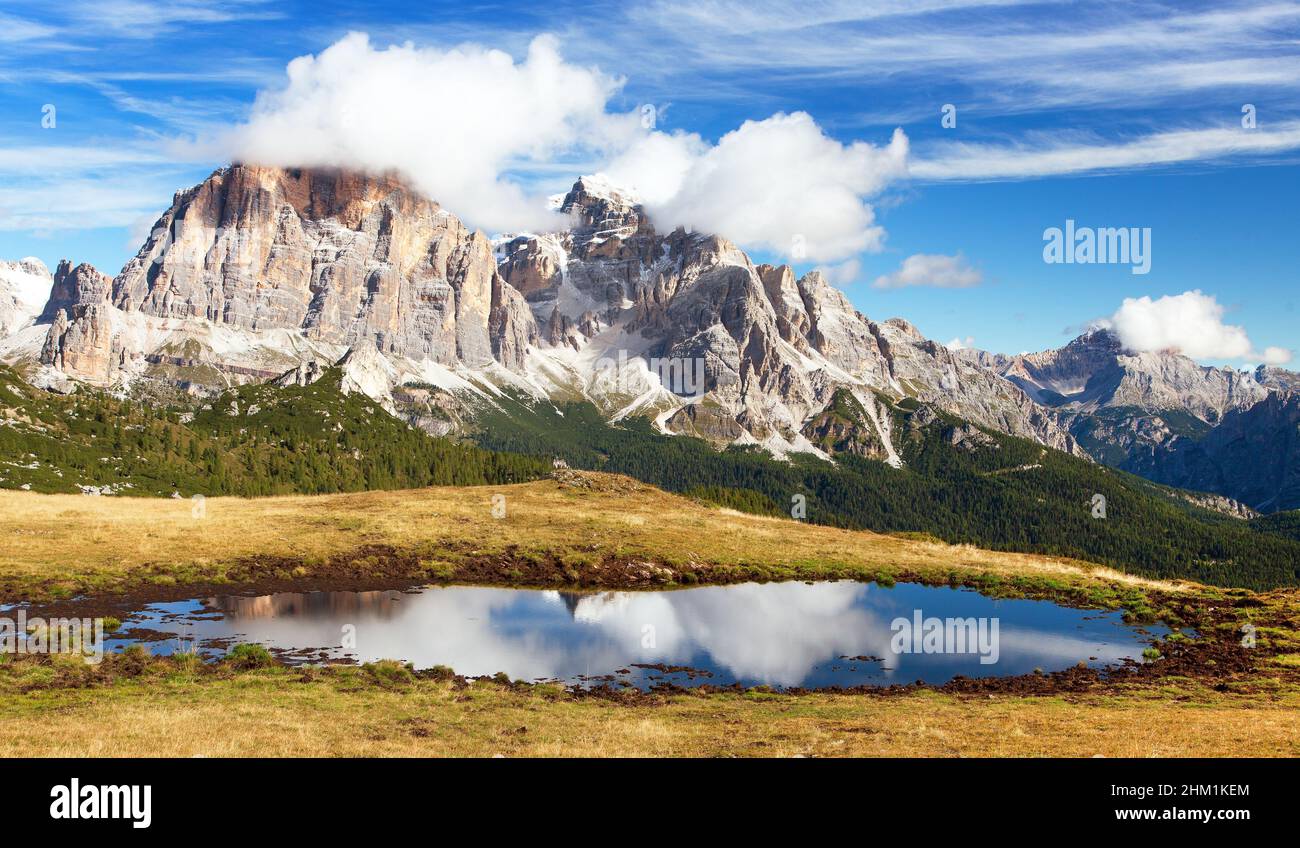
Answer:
[2,471,1298,758]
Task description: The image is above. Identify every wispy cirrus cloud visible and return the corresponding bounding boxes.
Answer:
[608,0,1300,111]
[0,11,58,42]
[0,144,170,172]
[0,140,201,233]
[633,0,1050,34]
[0,170,199,233]
[57,0,285,38]
[911,121,1300,180]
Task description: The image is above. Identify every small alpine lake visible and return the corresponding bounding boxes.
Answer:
[101,579,1167,690]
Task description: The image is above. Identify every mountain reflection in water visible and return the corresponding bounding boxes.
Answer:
[113,580,1163,690]
[204,590,406,620]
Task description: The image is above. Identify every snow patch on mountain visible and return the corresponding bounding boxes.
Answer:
[0,258,52,337]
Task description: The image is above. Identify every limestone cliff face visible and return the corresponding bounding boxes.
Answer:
[111,165,532,366]
[39,261,111,323]
[500,176,1080,454]
[38,262,117,382]
[40,303,116,383]
[489,273,538,370]
[17,165,1081,459]
[1138,390,1300,512]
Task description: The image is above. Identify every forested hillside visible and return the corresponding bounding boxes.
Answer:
[1251,510,1300,542]
[0,364,547,496]
[471,390,1300,589]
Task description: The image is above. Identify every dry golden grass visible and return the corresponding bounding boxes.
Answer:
[0,668,1295,757]
[0,473,1194,602]
[4,474,1284,759]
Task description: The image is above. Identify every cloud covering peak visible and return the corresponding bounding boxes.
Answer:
[1103,290,1291,365]
[225,32,618,233]
[609,114,908,260]
[217,33,907,260]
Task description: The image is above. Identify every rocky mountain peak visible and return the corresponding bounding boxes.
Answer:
[109,163,509,366]
[34,259,116,383]
[559,175,640,221]
[2,257,50,278]
[965,326,1300,510]
[882,317,925,341]
[554,175,652,247]
[39,260,111,323]
[996,325,1269,419]
[1254,364,1300,392]
[1067,325,1124,352]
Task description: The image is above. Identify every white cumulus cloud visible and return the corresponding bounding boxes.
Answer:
[813,257,862,287]
[609,114,908,261]
[1103,290,1291,364]
[873,252,982,289]
[211,33,907,261]
[1261,346,1293,366]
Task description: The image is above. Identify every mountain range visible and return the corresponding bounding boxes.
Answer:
[961,329,1298,512]
[0,163,1295,518]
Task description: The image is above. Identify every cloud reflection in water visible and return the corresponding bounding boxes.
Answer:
[118,581,1160,689]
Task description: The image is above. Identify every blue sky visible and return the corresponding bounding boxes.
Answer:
[1,0,1297,363]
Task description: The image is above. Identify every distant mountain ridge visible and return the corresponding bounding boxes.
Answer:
[959,328,1299,511]
[977,327,1268,419]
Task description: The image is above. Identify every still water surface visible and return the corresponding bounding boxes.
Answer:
[109,580,1164,689]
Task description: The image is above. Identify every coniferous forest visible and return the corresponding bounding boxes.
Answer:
[0,365,547,497]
